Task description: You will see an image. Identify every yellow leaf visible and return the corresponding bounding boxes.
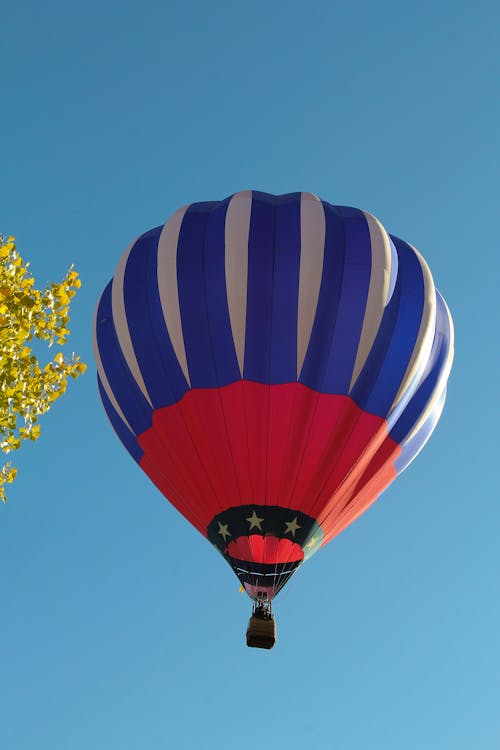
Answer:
[30,425,41,440]
[54,286,70,305]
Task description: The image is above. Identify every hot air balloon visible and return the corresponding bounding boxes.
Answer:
[93,191,453,649]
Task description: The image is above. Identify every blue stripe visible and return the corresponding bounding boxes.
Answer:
[320,205,372,392]
[299,202,346,391]
[243,192,276,382]
[203,196,241,384]
[176,202,219,388]
[123,227,189,408]
[95,282,152,434]
[350,236,426,417]
[97,376,144,462]
[270,193,302,381]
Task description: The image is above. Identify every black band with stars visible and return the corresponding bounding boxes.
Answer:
[207,504,323,555]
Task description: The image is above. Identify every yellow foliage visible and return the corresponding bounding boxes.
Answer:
[0,235,86,502]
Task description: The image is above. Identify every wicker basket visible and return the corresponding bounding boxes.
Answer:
[246,615,277,649]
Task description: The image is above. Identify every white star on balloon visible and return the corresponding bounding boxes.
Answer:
[284,516,301,537]
[304,535,318,550]
[217,522,231,542]
[246,510,264,531]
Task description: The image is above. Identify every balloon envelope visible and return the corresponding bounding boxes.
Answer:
[93,191,453,600]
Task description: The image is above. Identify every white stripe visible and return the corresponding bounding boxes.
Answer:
[225,191,252,375]
[398,388,447,472]
[297,193,325,377]
[92,294,135,434]
[403,294,454,444]
[349,211,393,391]
[389,245,437,416]
[111,240,153,406]
[156,205,191,385]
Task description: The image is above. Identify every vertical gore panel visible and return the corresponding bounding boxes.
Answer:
[146,227,190,406]
[97,377,143,463]
[299,202,345,391]
[350,239,426,416]
[176,202,218,388]
[269,193,301,382]
[123,227,188,409]
[203,197,241,384]
[320,206,372,393]
[95,282,152,434]
[243,192,276,382]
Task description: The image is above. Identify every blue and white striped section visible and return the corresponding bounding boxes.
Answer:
[93,280,152,436]
[391,290,454,473]
[297,193,325,376]
[93,190,452,459]
[156,205,191,385]
[224,190,252,375]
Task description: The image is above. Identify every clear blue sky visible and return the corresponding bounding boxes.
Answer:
[1,1,498,748]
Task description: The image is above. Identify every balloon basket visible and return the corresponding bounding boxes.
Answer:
[246,596,276,650]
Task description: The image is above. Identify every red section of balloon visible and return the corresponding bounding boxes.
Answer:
[137,381,401,548]
[227,536,304,564]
